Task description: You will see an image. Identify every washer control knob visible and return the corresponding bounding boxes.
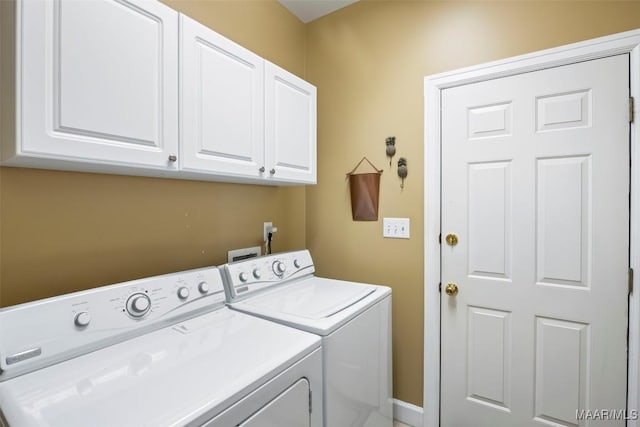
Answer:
[294,259,301,269]
[177,287,189,300]
[126,293,151,317]
[239,272,249,282]
[198,281,209,294]
[74,311,91,327]
[253,269,261,279]
[273,261,286,275]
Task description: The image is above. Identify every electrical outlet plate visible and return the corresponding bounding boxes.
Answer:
[383,217,410,239]
[263,222,273,242]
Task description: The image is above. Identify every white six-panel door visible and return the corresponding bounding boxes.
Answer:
[441,55,629,426]
[20,0,179,169]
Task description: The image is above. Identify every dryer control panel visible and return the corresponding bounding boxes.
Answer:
[0,266,226,381]
[222,250,315,301]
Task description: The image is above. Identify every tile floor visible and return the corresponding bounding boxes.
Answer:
[394,421,412,427]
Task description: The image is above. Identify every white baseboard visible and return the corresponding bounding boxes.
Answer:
[393,399,424,427]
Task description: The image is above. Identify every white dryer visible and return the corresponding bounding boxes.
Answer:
[222,250,392,427]
[0,266,323,427]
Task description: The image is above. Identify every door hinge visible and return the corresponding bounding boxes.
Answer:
[629,268,634,295]
[309,390,312,413]
[438,233,442,244]
[439,282,442,293]
[630,97,635,123]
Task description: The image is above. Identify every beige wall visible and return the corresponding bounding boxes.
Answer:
[305,0,640,406]
[0,0,307,306]
[3,0,640,410]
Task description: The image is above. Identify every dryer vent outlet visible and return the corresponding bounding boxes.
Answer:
[263,222,273,243]
[227,247,261,263]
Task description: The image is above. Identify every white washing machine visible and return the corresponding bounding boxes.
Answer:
[222,250,393,427]
[0,266,323,427]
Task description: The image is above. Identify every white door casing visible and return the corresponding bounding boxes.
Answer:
[425,29,640,427]
[441,55,628,426]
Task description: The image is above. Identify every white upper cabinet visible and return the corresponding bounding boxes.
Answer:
[180,15,265,180]
[6,0,179,172]
[2,0,316,185]
[265,62,317,184]
[180,16,316,185]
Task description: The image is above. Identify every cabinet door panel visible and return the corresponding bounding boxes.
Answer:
[180,14,264,178]
[265,62,316,184]
[20,0,179,169]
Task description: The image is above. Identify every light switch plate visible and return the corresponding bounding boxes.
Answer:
[383,217,410,239]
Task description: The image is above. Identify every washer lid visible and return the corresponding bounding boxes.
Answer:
[241,277,376,319]
[0,308,320,427]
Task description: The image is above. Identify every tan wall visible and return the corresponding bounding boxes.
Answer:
[305,0,640,406]
[3,0,640,410]
[0,0,306,306]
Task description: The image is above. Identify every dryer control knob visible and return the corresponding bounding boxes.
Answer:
[177,287,189,300]
[273,261,286,275]
[74,311,91,327]
[126,293,151,317]
[239,272,249,282]
[294,259,301,269]
[198,282,209,294]
[253,269,261,279]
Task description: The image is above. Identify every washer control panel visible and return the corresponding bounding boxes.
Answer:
[223,250,315,300]
[0,266,226,381]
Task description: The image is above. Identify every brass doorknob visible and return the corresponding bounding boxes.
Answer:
[445,233,458,246]
[445,283,458,296]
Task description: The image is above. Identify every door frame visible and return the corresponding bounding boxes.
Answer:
[424,29,640,427]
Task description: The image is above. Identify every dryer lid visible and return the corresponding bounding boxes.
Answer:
[241,277,376,319]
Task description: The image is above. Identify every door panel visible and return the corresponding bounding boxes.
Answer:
[466,306,511,410]
[536,90,591,132]
[21,0,179,168]
[441,55,629,426]
[468,161,512,279]
[57,0,158,143]
[264,62,317,184]
[534,317,589,426]
[537,156,590,286]
[180,14,265,177]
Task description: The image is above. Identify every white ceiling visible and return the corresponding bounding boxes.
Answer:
[278,0,359,23]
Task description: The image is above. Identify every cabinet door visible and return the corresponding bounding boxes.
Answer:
[264,62,317,184]
[180,14,265,179]
[19,0,179,170]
